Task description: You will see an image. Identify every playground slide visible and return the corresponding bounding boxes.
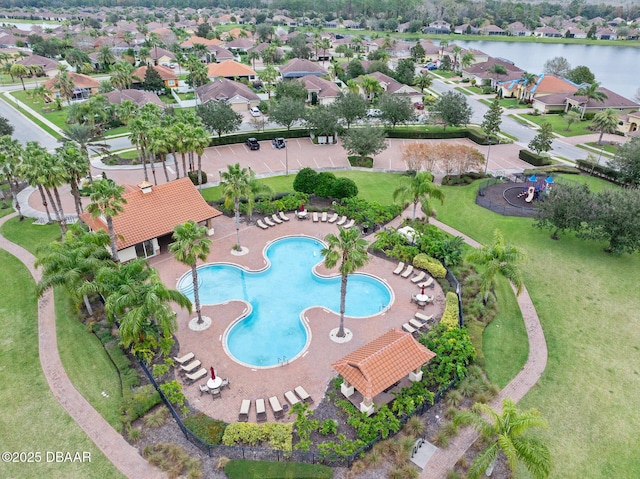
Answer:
[525,186,535,203]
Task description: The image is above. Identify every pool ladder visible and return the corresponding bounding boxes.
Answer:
[277,356,288,367]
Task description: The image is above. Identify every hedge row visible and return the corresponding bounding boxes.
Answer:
[222,422,293,452]
[575,159,623,183]
[519,149,552,166]
[440,292,460,330]
[413,253,447,278]
[208,128,309,147]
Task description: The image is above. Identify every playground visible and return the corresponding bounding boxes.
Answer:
[477,174,556,218]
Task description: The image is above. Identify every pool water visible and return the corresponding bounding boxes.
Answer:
[177,236,392,367]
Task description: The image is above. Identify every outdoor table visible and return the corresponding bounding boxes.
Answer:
[207,377,222,389]
[415,294,429,303]
[297,211,308,220]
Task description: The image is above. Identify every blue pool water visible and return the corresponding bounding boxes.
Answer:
[177,236,392,367]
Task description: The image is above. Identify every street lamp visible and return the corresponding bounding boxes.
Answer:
[285,139,289,176]
[483,137,493,176]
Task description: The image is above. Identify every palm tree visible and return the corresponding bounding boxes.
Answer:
[86,178,126,261]
[466,229,526,303]
[169,221,211,325]
[392,171,445,221]
[56,143,88,216]
[38,148,68,236]
[246,172,272,221]
[591,108,619,144]
[454,398,551,479]
[192,126,210,187]
[148,126,171,183]
[0,135,24,220]
[451,45,462,71]
[54,69,75,106]
[114,100,139,126]
[518,72,537,103]
[258,65,278,101]
[415,72,433,92]
[60,123,109,183]
[109,60,136,90]
[573,81,608,119]
[247,50,260,69]
[346,79,360,94]
[10,63,29,90]
[488,63,508,89]
[19,143,53,224]
[221,163,251,250]
[321,227,370,338]
[460,51,475,71]
[361,75,382,102]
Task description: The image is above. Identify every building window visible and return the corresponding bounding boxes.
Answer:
[135,239,156,258]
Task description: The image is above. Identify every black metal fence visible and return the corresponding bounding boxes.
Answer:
[476,178,538,218]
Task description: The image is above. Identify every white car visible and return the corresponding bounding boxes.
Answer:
[249,106,261,117]
[366,108,382,117]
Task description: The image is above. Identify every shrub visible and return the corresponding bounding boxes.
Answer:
[184,413,228,445]
[188,169,208,186]
[144,406,168,428]
[293,167,318,194]
[420,323,475,388]
[121,384,161,426]
[143,442,202,478]
[519,149,552,166]
[222,422,293,451]
[348,155,374,167]
[314,171,337,197]
[330,177,358,199]
[440,291,460,329]
[413,253,447,278]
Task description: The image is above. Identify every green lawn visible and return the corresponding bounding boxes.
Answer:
[522,113,594,137]
[225,459,332,478]
[436,180,640,478]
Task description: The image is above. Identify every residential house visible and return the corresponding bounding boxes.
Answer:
[500,74,578,112]
[104,89,165,108]
[534,26,563,37]
[248,42,284,63]
[181,36,223,50]
[423,20,451,34]
[132,65,179,89]
[298,75,341,105]
[224,37,254,54]
[279,58,328,79]
[480,25,505,36]
[595,28,617,40]
[356,71,422,102]
[617,111,640,136]
[146,46,176,67]
[565,87,639,116]
[17,54,59,77]
[195,78,260,111]
[507,22,532,37]
[43,72,100,101]
[206,45,234,63]
[460,57,523,88]
[453,23,480,35]
[206,59,257,81]
[79,179,222,263]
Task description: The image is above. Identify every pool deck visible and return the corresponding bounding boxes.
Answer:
[150,212,445,424]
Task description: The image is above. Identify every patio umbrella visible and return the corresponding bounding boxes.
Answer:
[545,176,554,184]
[210,367,215,380]
[421,285,425,295]
[300,204,305,212]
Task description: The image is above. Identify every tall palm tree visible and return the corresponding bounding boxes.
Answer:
[172,122,192,179]
[258,65,278,101]
[460,51,475,71]
[169,221,211,325]
[454,398,551,479]
[38,147,68,236]
[192,126,210,187]
[518,72,537,103]
[60,123,109,183]
[19,143,53,224]
[0,135,24,220]
[86,178,126,261]
[109,60,136,90]
[591,108,619,144]
[221,163,251,250]
[148,126,171,183]
[321,227,370,338]
[9,63,29,90]
[53,69,75,106]
[415,72,433,92]
[56,143,88,216]
[466,229,526,303]
[573,81,608,119]
[451,45,462,71]
[392,171,445,221]
[361,75,382,102]
[97,45,115,72]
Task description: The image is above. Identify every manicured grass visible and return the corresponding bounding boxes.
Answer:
[0,216,61,255]
[225,459,333,478]
[555,174,621,192]
[0,249,124,479]
[436,180,640,478]
[522,112,594,137]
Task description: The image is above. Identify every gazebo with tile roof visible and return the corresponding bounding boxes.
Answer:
[332,328,435,415]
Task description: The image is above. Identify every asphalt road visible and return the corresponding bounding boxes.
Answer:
[0,95,59,150]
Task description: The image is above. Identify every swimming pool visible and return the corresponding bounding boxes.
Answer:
[177,236,392,367]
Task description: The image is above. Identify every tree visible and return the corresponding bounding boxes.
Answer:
[410,42,425,62]
[0,135,24,220]
[429,91,472,130]
[378,93,415,128]
[97,45,115,71]
[610,137,640,187]
[60,123,109,177]
[415,73,433,92]
[169,221,211,325]
[573,81,608,119]
[86,178,126,261]
[245,175,272,222]
[65,48,90,72]
[305,104,339,140]
[333,91,368,129]
[247,50,260,70]
[361,75,382,101]
[487,63,507,87]
[274,80,307,102]
[256,23,273,43]
[466,229,526,302]
[20,142,57,228]
[451,45,462,72]
[481,98,503,142]
[454,398,551,479]
[269,97,306,131]
[109,61,136,90]
[142,65,165,92]
[57,143,88,217]
[528,122,554,156]
[543,56,571,77]
[392,170,444,220]
[563,110,581,131]
[460,51,475,70]
[321,227,370,338]
[591,108,619,145]
[341,126,387,162]
[346,59,365,80]
[10,63,29,90]
[535,182,595,240]
[53,69,75,105]
[196,100,242,138]
[185,54,209,91]
[258,65,278,100]
[288,34,311,59]
[394,58,416,86]
[221,163,251,250]
[148,126,172,183]
[293,167,319,194]
[0,116,14,136]
[566,65,595,85]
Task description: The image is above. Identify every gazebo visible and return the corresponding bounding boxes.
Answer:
[332,329,435,416]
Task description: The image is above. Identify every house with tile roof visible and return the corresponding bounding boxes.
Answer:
[298,75,341,105]
[206,59,256,81]
[79,178,222,263]
[181,36,223,49]
[146,46,176,67]
[565,87,638,116]
[506,22,532,37]
[279,58,328,79]
[499,74,578,111]
[43,72,100,101]
[17,53,59,77]
[461,57,524,88]
[224,37,254,53]
[132,65,179,89]
[195,78,260,111]
[357,71,422,102]
[104,89,165,108]
[333,329,435,415]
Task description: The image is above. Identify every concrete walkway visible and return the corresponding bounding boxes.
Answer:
[0,212,164,479]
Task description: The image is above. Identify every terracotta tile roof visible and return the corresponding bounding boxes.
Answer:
[79,178,222,250]
[298,75,341,98]
[18,53,59,71]
[279,58,328,78]
[181,36,223,47]
[196,78,260,103]
[104,89,165,108]
[531,74,578,95]
[333,329,435,400]
[132,65,178,82]
[206,59,256,78]
[43,72,100,91]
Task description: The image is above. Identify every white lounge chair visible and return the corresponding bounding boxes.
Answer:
[343,219,355,229]
[180,359,201,374]
[328,213,339,223]
[321,211,328,222]
[336,215,347,226]
[312,212,319,222]
[393,262,405,275]
[279,211,290,221]
[272,213,283,224]
[411,271,426,283]
[401,265,414,278]
[418,277,434,288]
[294,386,313,403]
[256,398,267,422]
[264,216,275,227]
[284,390,300,406]
[415,313,433,323]
[269,396,284,419]
[256,219,269,230]
[402,323,416,334]
[173,352,194,364]
[238,399,250,422]
[185,368,207,383]
[409,318,425,329]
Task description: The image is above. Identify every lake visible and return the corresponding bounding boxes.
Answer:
[453,40,639,100]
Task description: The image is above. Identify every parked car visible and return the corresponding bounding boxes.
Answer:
[366,108,382,117]
[272,137,286,149]
[245,138,260,150]
[414,102,424,110]
[249,106,261,117]
[420,64,438,73]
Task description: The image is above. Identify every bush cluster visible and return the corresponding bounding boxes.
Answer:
[184,413,227,445]
[440,292,460,329]
[121,384,162,426]
[188,169,208,186]
[420,323,476,389]
[519,149,552,166]
[292,167,358,199]
[442,171,485,186]
[413,253,447,278]
[334,197,402,225]
[222,422,293,451]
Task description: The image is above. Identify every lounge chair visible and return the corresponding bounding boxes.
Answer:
[284,390,300,406]
[256,219,269,230]
[256,398,267,422]
[336,215,347,226]
[269,396,285,419]
[279,211,290,221]
[272,213,283,224]
[312,212,319,222]
[173,352,194,364]
[417,277,434,289]
[343,219,355,229]
[415,313,433,323]
[264,216,275,227]
[409,318,425,329]
[294,386,313,403]
[393,262,405,275]
[328,213,339,223]
[185,368,207,383]
[402,323,416,334]
[238,399,250,422]
[180,359,201,374]
[411,271,426,283]
[321,211,328,222]
[401,265,414,278]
